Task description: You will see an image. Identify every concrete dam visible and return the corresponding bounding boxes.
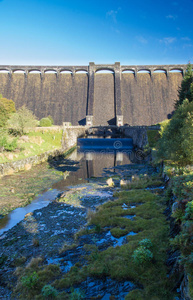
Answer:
[0,62,186,126]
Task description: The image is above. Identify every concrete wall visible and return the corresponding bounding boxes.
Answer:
[0,63,186,126]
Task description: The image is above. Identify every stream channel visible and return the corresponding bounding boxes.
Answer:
[0,137,151,299]
[0,138,135,236]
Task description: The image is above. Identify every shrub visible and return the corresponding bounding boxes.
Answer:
[70,288,85,300]
[132,246,153,265]
[40,117,52,127]
[7,105,37,135]
[0,135,18,151]
[41,284,58,298]
[184,201,193,220]
[0,103,9,127]
[0,97,16,128]
[47,115,54,125]
[21,271,39,290]
[125,289,144,300]
[0,97,16,114]
[147,130,160,148]
[138,238,153,249]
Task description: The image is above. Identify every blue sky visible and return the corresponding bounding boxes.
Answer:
[0,0,193,66]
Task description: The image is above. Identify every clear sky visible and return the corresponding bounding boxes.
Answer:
[0,0,193,66]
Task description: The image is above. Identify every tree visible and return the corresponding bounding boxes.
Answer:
[7,105,37,135]
[156,99,193,166]
[175,63,193,108]
[40,117,52,127]
[0,96,16,127]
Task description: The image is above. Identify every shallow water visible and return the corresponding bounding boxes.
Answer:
[0,138,141,236]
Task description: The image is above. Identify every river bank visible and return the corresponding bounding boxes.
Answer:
[0,147,76,219]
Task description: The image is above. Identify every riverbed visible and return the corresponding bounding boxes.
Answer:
[0,139,155,299]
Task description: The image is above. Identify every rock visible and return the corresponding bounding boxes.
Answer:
[19,135,29,142]
[120,179,130,187]
[6,153,13,160]
[10,187,15,193]
[106,178,115,187]
[24,163,32,171]
[25,212,33,218]
[172,201,179,214]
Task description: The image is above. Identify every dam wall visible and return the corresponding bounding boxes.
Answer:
[0,63,185,126]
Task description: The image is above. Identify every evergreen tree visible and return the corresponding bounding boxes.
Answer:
[157,99,193,166]
[175,63,193,108]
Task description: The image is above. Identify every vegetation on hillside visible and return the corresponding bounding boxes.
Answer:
[0,95,60,163]
[7,105,38,135]
[0,94,16,128]
[175,62,193,109]
[155,63,193,298]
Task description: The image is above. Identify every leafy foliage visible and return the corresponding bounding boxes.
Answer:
[0,96,16,114]
[175,63,193,108]
[21,271,39,290]
[147,130,160,148]
[41,284,58,298]
[40,117,52,127]
[47,115,54,125]
[132,239,153,265]
[0,136,18,151]
[0,96,16,127]
[156,100,193,166]
[7,105,37,135]
[0,103,8,127]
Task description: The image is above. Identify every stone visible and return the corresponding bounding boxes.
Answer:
[120,179,130,186]
[24,163,32,171]
[6,153,13,160]
[19,135,29,142]
[106,178,115,187]
[172,201,179,214]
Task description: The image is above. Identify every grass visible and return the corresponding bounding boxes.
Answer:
[0,129,63,164]
[52,189,173,299]
[121,174,163,190]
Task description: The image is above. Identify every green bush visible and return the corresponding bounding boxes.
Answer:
[70,288,85,300]
[125,289,144,300]
[40,118,52,127]
[147,130,160,148]
[0,97,16,128]
[47,115,54,125]
[41,284,58,298]
[7,105,37,135]
[0,97,16,114]
[0,104,9,128]
[21,271,39,290]
[138,238,153,249]
[185,201,193,220]
[132,246,153,265]
[0,136,17,151]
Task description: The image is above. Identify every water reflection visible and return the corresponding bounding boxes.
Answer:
[0,138,146,235]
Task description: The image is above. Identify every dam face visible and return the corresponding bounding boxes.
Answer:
[0,63,185,126]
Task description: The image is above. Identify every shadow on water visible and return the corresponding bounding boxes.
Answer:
[0,138,149,235]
